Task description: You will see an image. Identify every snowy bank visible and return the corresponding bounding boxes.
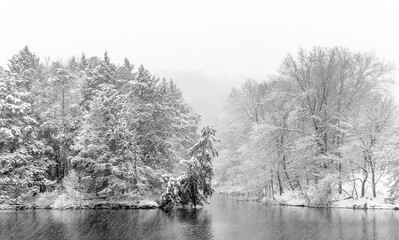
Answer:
[219,174,399,210]
[0,200,159,210]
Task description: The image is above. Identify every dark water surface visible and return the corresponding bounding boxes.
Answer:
[1,195,399,240]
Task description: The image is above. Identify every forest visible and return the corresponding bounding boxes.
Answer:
[0,46,209,205]
[215,47,399,206]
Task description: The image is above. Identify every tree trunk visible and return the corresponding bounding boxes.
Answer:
[133,154,138,189]
[338,163,342,194]
[270,170,275,198]
[282,155,293,191]
[361,167,368,198]
[276,170,283,196]
[371,165,376,198]
[61,85,66,179]
[280,128,293,190]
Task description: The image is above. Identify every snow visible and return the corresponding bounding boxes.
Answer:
[222,173,399,210]
[286,174,397,209]
[333,197,399,210]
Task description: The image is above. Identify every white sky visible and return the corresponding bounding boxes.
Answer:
[1,0,398,98]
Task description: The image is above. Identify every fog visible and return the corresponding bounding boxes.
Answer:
[1,0,398,125]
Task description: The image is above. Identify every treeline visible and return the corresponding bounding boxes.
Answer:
[0,46,200,197]
[217,47,399,203]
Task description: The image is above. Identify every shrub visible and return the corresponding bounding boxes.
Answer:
[35,192,59,206]
[51,171,84,208]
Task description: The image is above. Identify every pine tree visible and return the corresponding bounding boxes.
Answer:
[8,46,42,92]
[81,52,117,109]
[71,84,124,195]
[0,70,51,196]
[71,53,129,195]
[161,126,218,209]
[78,52,87,70]
[68,57,78,73]
[40,63,81,180]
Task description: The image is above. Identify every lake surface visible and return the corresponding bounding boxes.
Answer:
[1,195,399,240]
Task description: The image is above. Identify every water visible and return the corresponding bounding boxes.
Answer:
[1,195,399,240]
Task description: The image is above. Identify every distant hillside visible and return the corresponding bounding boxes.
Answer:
[155,70,243,127]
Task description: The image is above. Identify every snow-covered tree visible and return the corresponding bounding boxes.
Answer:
[39,63,82,180]
[161,126,218,209]
[2,49,200,199]
[0,70,51,196]
[215,47,395,202]
[8,46,42,92]
[81,52,117,109]
[342,94,396,197]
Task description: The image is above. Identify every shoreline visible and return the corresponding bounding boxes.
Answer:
[0,201,159,211]
[3,192,399,211]
[218,192,399,211]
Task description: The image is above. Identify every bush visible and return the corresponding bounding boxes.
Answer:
[52,171,84,208]
[52,193,78,208]
[35,191,59,206]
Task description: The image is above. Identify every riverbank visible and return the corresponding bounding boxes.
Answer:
[0,190,160,211]
[219,190,399,210]
[0,200,159,210]
[218,180,399,211]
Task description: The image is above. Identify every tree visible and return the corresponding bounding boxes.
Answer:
[81,52,117,109]
[279,47,393,185]
[342,94,396,197]
[7,46,48,119]
[229,80,267,124]
[8,46,42,92]
[1,48,201,200]
[40,63,81,180]
[71,57,200,196]
[161,126,218,209]
[0,70,51,195]
[215,46,395,203]
[71,81,129,195]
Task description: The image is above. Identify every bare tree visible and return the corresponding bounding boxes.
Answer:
[344,95,396,197]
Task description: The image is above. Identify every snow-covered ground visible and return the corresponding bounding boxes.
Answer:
[220,173,399,210]
[274,174,399,209]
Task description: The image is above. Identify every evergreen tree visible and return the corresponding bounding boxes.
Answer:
[161,126,218,209]
[8,46,42,92]
[40,64,81,180]
[68,57,78,73]
[81,52,117,109]
[71,82,128,195]
[0,70,51,196]
[78,52,87,70]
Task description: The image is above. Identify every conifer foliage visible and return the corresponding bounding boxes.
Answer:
[161,126,218,209]
[0,70,51,196]
[1,47,200,198]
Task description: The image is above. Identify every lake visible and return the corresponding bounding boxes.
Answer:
[1,195,399,240]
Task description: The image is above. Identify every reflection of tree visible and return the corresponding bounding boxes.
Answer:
[360,212,378,240]
[169,208,214,240]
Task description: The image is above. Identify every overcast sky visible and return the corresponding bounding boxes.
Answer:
[1,0,398,115]
[1,0,397,76]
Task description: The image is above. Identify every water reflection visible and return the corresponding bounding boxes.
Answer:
[1,196,399,240]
